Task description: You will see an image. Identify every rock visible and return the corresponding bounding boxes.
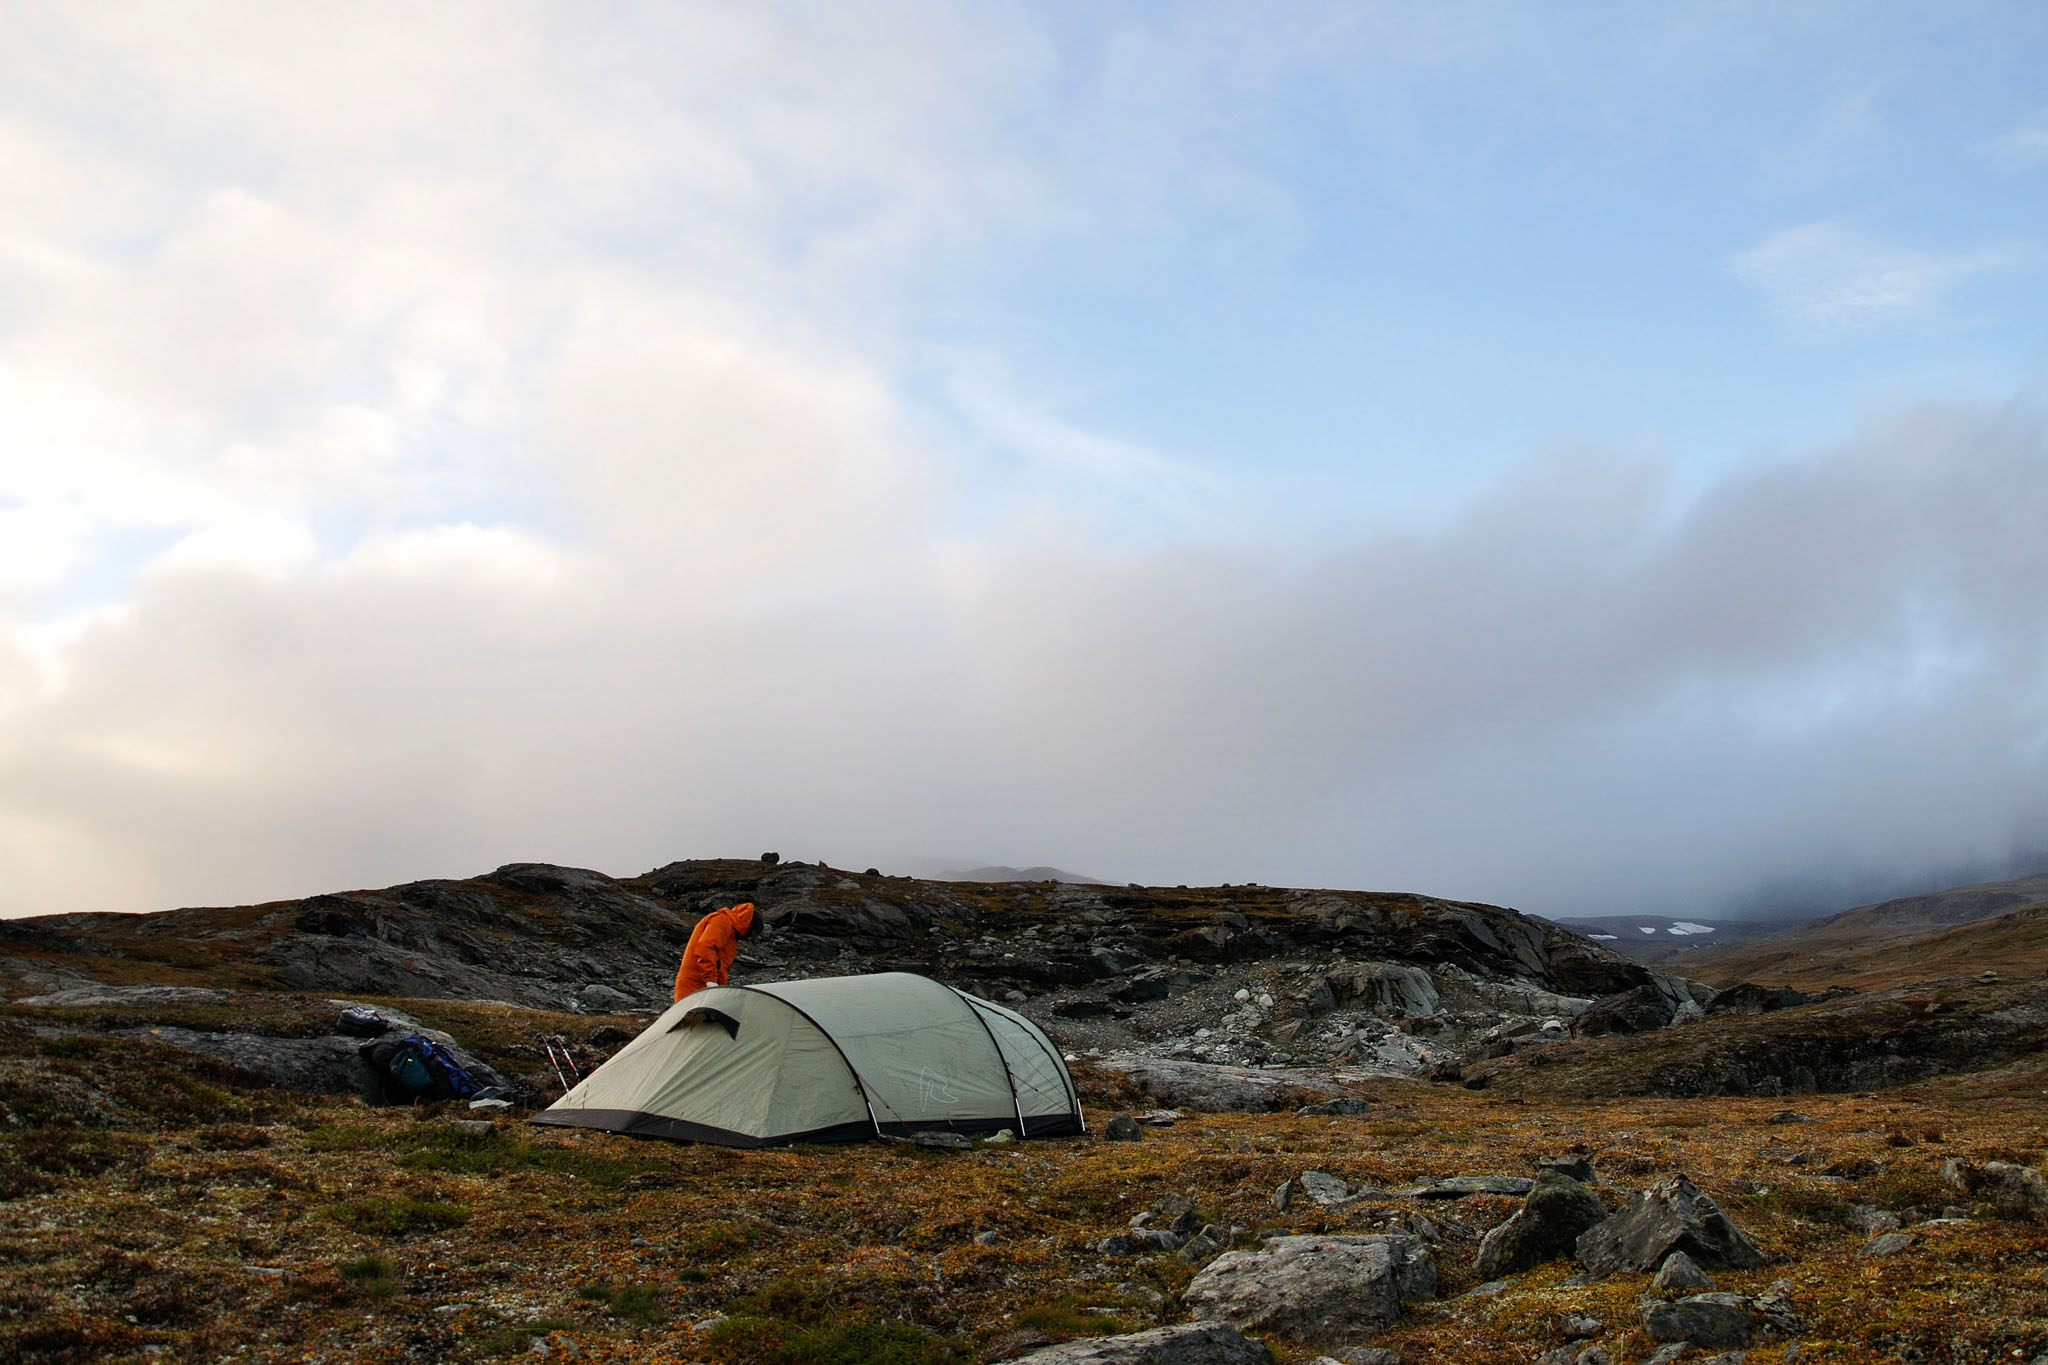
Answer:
[1337,1351,1402,1365]
[1099,1056,1346,1112]
[1270,1179,1293,1213]
[469,1096,512,1111]
[1139,1110,1183,1126]
[1753,1280,1803,1334]
[1642,1345,1693,1365]
[1299,1171,1352,1207]
[576,984,636,1012]
[1576,983,1683,1036]
[974,1230,999,1245]
[447,1119,493,1137]
[1708,983,1822,1015]
[1002,1320,1271,1364]
[117,1027,384,1099]
[1939,1157,2048,1211]
[1297,1097,1374,1117]
[1861,1231,1914,1257]
[1642,1294,1759,1349]
[760,852,780,864]
[1653,1250,1715,1291]
[1536,1156,1596,1183]
[984,1128,1017,1146]
[1103,1113,1144,1142]
[1182,1234,1436,1347]
[23,984,229,1008]
[1155,1196,1201,1236]
[1763,1110,1812,1124]
[1404,1174,1533,1199]
[1179,1224,1228,1263]
[1323,962,1441,1017]
[1560,1314,1603,1338]
[892,1131,974,1150]
[1844,1204,1899,1236]
[1573,1351,1612,1365]
[1474,1173,1609,1278]
[1576,1175,1766,1274]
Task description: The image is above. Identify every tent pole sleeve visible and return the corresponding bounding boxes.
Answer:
[728,984,885,1137]
[1013,1008,1086,1134]
[957,992,1029,1138]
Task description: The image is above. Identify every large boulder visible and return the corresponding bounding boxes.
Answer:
[1182,1235,1435,1347]
[1004,1321,1270,1363]
[116,1028,381,1099]
[1576,1175,1765,1274]
[1474,1174,1609,1278]
[1324,962,1440,1017]
[1576,985,1679,1036]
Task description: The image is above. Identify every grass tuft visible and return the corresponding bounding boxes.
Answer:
[322,1194,469,1237]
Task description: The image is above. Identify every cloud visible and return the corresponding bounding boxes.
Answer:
[1731,222,2022,327]
[5,395,2045,923]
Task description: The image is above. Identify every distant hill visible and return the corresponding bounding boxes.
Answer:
[944,865,1104,885]
[1537,913,1784,965]
[1677,870,2048,988]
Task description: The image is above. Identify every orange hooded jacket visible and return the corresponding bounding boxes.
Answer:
[672,902,756,1001]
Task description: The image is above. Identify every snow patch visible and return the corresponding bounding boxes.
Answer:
[1667,922,1716,936]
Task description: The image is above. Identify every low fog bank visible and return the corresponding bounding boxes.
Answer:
[4,398,2043,924]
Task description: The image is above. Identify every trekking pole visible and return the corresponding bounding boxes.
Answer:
[542,1037,573,1094]
[553,1036,584,1084]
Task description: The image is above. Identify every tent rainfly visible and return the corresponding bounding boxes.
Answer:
[530,972,1085,1146]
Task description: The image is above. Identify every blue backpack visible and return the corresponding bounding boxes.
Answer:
[373,1035,482,1100]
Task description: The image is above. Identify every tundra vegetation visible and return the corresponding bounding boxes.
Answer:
[5,862,2048,1362]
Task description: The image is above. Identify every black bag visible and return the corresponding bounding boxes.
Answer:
[336,1007,389,1038]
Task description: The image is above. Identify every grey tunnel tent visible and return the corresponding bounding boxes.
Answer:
[531,971,1086,1146]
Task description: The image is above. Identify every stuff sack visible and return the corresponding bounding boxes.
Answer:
[363,1034,482,1100]
[336,1007,390,1038]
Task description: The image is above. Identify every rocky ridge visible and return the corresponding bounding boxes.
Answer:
[3,858,1713,1088]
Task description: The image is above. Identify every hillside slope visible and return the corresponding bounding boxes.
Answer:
[1678,870,2048,988]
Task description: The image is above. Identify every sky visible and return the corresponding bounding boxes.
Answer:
[2,2,2046,922]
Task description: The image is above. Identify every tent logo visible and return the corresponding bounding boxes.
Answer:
[919,1067,960,1105]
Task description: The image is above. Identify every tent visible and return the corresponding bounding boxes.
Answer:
[530,972,1086,1146]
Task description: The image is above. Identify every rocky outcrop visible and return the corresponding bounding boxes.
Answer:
[1004,1321,1271,1364]
[1576,976,1705,1037]
[1643,992,2048,1097]
[1182,1234,1435,1347]
[113,1028,382,1099]
[1323,962,1439,1017]
[1575,1175,1766,1274]
[1940,1157,2048,1212]
[1098,1057,1347,1112]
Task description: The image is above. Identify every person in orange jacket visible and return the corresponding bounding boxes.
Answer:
[672,901,763,1001]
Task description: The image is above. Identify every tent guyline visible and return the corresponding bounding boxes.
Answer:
[531,971,1086,1148]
